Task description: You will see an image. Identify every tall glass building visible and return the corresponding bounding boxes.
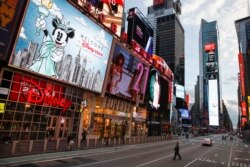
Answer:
[235,16,250,126]
[146,0,184,86]
[199,19,222,127]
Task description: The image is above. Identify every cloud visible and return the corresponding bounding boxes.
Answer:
[223,76,238,84]
[31,0,63,19]
[182,0,206,16]
[74,16,87,27]
[20,27,27,40]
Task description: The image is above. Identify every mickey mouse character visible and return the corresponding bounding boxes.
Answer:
[29,17,75,78]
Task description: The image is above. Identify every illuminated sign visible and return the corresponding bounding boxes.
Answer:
[74,0,124,37]
[106,42,149,102]
[238,53,245,97]
[153,0,164,6]
[208,79,219,126]
[0,0,27,62]
[127,8,154,57]
[10,0,113,93]
[204,43,216,52]
[9,73,72,112]
[175,84,184,99]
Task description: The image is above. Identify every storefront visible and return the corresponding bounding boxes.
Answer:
[81,95,132,139]
[0,69,84,141]
[131,107,147,136]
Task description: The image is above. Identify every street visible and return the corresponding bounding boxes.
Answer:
[3,135,250,167]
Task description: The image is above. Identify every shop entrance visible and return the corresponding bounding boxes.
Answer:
[47,116,70,139]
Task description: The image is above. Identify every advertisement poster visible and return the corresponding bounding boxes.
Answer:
[10,0,113,93]
[106,42,149,102]
[208,79,219,126]
[76,0,125,37]
[0,0,27,62]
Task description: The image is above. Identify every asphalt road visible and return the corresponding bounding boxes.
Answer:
[6,135,250,167]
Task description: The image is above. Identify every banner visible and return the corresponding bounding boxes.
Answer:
[10,0,113,93]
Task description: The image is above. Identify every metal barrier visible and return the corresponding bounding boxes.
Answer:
[0,135,173,158]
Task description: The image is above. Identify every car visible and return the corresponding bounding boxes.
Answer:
[202,138,213,146]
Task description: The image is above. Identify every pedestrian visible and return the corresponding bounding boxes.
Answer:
[67,134,74,151]
[173,142,181,160]
[81,129,87,147]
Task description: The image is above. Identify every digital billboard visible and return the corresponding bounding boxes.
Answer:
[127,7,154,56]
[106,41,149,102]
[206,62,218,73]
[179,109,190,119]
[175,84,185,99]
[75,0,125,37]
[10,0,113,93]
[148,68,170,115]
[208,79,219,126]
[0,0,27,62]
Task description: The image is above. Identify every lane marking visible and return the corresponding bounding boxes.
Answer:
[183,148,213,167]
[75,143,196,167]
[234,158,250,161]
[135,144,201,167]
[228,146,233,167]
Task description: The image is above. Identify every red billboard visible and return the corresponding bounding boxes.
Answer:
[204,43,216,52]
[238,53,245,97]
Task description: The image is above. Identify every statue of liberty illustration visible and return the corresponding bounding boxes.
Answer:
[29,0,75,78]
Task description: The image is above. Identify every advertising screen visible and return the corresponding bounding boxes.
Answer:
[0,0,27,62]
[179,109,190,119]
[106,42,149,102]
[206,62,218,74]
[208,79,219,126]
[175,84,185,99]
[148,68,169,113]
[127,8,154,56]
[10,0,113,93]
[76,0,125,37]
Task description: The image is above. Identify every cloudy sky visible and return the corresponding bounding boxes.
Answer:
[125,0,250,128]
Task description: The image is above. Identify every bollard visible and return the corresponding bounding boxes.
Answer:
[43,140,47,152]
[56,138,60,150]
[29,140,34,153]
[95,139,97,147]
[11,141,18,155]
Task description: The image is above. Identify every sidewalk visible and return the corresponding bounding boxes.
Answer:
[0,140,180,166]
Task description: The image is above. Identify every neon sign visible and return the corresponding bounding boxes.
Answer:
[21,79,72,112]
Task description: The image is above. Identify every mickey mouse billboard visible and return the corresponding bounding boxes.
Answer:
[10,0,113,93]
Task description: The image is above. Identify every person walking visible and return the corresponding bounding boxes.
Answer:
[67,134,74,151]
[173,142,181,160]
[81,129,87,147]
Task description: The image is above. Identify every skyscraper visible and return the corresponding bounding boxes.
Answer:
[235,16,250,127]
[146,0,184,86]
[199,19,222,127]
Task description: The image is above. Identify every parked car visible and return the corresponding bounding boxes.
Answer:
[202,138,213,146]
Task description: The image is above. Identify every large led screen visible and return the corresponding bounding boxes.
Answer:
[127,8,154,56]
[106,42,149,102]
[208,79,219,126]
[10,0,113,93]
[148,68,170,119]
[175,84,184,99]
[76,0,125,37]
[179,109,190,119]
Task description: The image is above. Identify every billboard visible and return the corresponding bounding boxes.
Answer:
[175,84,184,99]
[238,53,245,97]
[10,0,113,93]
[206,62,218,73]
[127,7,154,56]
[0,0,27,62]
[179,109,190,119]
[208,79,219,126]
[207,52,215,62]
[75,0,124,37]
[106,41,149,102]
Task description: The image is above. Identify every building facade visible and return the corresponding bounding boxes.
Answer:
[235,17,250,128]
[146,0,184,86]
[199,19,222,127]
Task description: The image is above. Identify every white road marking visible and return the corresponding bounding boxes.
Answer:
[135,144,201,167]
[234,158,250,161]
[244,145,248,148]
[214,154,218,157]
[183,148,213,167]
[228,146,233,167]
